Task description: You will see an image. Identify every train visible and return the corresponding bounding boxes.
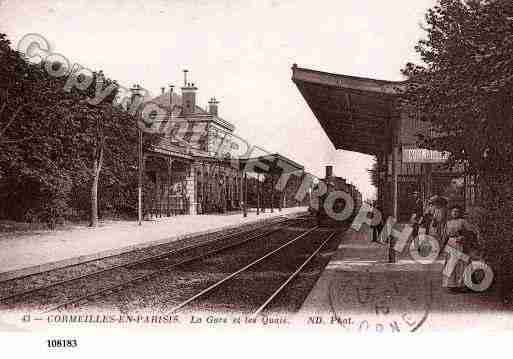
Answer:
[309,166,363,226]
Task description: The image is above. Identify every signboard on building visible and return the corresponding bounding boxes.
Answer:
[402,147,450,163]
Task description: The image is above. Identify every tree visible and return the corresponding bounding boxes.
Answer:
[401,0,513,172]
[0,33,157,227]
[73,72,120,227]
[401,0,513,301]
[0,33,79,224]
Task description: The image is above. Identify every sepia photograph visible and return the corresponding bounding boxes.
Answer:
[0,0,512,353]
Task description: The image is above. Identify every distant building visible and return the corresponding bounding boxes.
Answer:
[136,71,306,217]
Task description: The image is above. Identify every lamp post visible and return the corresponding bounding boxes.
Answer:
[90,72,105,228]
[130,84,143,226]
[219,177,226,213]
[256,174,260,215]
[270,174,274,213]
[168,84,174,216]
[242,172,247,217]
[138,118,143,225]
[169,84,174,110]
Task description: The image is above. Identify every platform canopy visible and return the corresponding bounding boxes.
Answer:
[240,153,304,175]
[292,64,404,156]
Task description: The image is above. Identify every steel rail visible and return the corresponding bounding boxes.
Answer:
[252,231,337,316]
[43,221,301,313]
[0,217,293,303]
[168,226,320,314]
[0,216,290,286]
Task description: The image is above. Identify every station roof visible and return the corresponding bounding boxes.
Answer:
[240,153,304,175]
[292,64,404,156]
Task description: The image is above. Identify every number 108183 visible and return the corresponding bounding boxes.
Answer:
[47,339,77,348]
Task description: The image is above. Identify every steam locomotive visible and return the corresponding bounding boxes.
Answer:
[309,166,363,226]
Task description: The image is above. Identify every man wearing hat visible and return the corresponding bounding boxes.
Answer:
[427,195,449,245]
[409,191,429,249]
[410,195,447,253]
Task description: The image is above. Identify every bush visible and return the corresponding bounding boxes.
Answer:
[480,176,513,304]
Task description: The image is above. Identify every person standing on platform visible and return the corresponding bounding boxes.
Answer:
[412,191,423,220]
[427,195,448,246]
[372,202,383,243]
[410,195,446,258]
[441,204,479,292]
[409,192,424,231]
[409,192,432,251]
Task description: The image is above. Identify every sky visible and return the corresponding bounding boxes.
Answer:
[0,0,436,200]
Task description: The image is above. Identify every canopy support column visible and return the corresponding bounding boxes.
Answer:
[257,174,260,216]
[270,175,274,213]
[388,145,399,263]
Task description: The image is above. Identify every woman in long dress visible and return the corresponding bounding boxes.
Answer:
[428,197,448,243]
[442,205,478,292]
[423,196,448,258]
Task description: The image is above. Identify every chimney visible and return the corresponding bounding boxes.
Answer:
[181,69,197,115]
[325,165,333,179]
[183,69,188,86]
[208,97,219,116]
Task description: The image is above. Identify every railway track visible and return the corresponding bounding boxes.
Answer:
[1,216,342,315]
[168,227,338,315]
[0,216,301,311]
[70,220,340,314]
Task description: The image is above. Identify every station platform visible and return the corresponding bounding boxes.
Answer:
[297,226,512,332]
[0,207,307,282]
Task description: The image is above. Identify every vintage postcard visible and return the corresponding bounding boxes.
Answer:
[0,0,512,355]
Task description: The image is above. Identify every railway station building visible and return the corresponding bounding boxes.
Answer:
[292,64,475,221]
[135,71,308,218]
